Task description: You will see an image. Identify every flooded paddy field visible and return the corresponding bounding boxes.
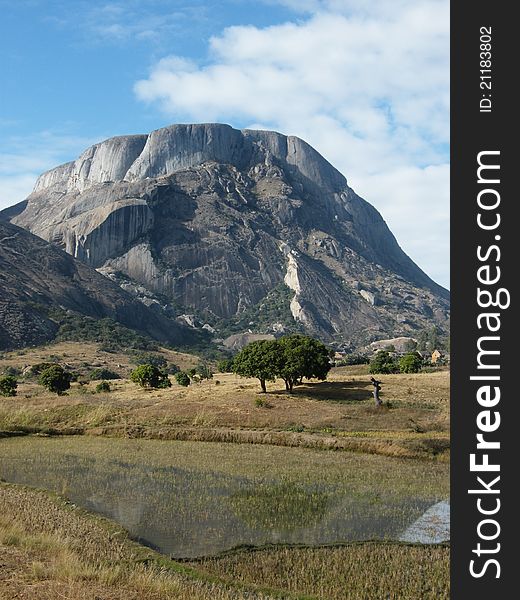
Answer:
[0,436,449,558]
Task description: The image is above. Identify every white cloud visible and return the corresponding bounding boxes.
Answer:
[134,0,450,287]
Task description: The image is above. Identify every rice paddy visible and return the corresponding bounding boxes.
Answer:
[0,436,448,558]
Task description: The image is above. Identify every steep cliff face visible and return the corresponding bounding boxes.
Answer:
[6,123,449,346]
[0,221,191,350]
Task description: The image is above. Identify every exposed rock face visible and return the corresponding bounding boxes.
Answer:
[5,123,449,346]
[0,221,190,350]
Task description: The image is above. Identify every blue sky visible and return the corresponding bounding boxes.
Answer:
[0,0,449,288]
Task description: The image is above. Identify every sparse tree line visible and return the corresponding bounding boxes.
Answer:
[369,350,425,374]
[0,359,216,396]
[0,332,440,398]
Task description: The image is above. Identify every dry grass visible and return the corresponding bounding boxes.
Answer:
[193,542,450,599]
[0,341,199,378]
[0,483,285,599]
[0,342,450,460]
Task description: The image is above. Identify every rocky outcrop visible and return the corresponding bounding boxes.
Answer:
[5,123,449,347]
[0,221,191,350]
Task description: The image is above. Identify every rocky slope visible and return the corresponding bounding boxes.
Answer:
[3,123,449,347]
[0,221,192,350]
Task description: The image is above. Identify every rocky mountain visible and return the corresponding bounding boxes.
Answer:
[0,221,193,350]
[3,123,449,348]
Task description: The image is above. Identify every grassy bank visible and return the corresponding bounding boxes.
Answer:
[0,482,449,599]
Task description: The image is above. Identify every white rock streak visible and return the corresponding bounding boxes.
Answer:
[280,242,308,325]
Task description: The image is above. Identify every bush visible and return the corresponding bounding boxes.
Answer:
[254,397,272,408]
[1,366,21,378]
[399,352,423,374]
[130,364,171,389]
[53,313,159,352]
[175,371,191,387]
[38,365,73,395]
[369,351,399,374]
[90,368,120,381]
[95,381,111,393]
[0,375,18,397]
[25,362,57,379]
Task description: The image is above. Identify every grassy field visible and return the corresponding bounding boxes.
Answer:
[0,341,450,598]
[0,342,449,460]
[0,482,449,599]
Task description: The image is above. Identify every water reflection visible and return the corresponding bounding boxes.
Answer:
[1,444,439,558]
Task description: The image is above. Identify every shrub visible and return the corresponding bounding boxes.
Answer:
[95,381,111,393]
[1,366,21,377]
[399,352,423,374]
[369,351,399,374]
[175,371,191,387]
[38,365,73,395]
[254,397,272,408]
[130,364,171,389]
[0,375,18,397]
[90,368,120,381]
[26,362,56,379]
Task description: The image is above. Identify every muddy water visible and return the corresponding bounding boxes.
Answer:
[0,437,448,557]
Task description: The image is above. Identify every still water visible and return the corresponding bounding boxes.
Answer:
[0,436,448,557]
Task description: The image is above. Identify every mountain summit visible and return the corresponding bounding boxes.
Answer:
[4,123,449,347]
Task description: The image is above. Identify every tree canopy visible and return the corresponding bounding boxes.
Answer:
[232,335,332,393]
[232,339,280,393]
[130,364,171,389]
[277,335,332,392]
[38,365,73,395]
[369,350,399,374]
[0,375,18,397]
[399,351,423,374]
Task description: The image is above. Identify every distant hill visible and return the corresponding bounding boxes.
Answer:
[0,221,194,350]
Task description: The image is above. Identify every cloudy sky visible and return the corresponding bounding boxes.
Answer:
[0,0,449,288]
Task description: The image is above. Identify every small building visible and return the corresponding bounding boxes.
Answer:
[431,349,442,364]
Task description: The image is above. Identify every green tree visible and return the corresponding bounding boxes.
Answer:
[175,371,191,387]
[233,339,281,393]
[276,335,332,392]
[369,351,398,375]
[399,352,423,374]
[195,363,213,380]
[217,358,235,373]
[130,364,171,389]
[0,375,18,397]
[38,365,73,395]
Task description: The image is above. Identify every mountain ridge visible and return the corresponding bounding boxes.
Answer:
[2,123,449,348]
